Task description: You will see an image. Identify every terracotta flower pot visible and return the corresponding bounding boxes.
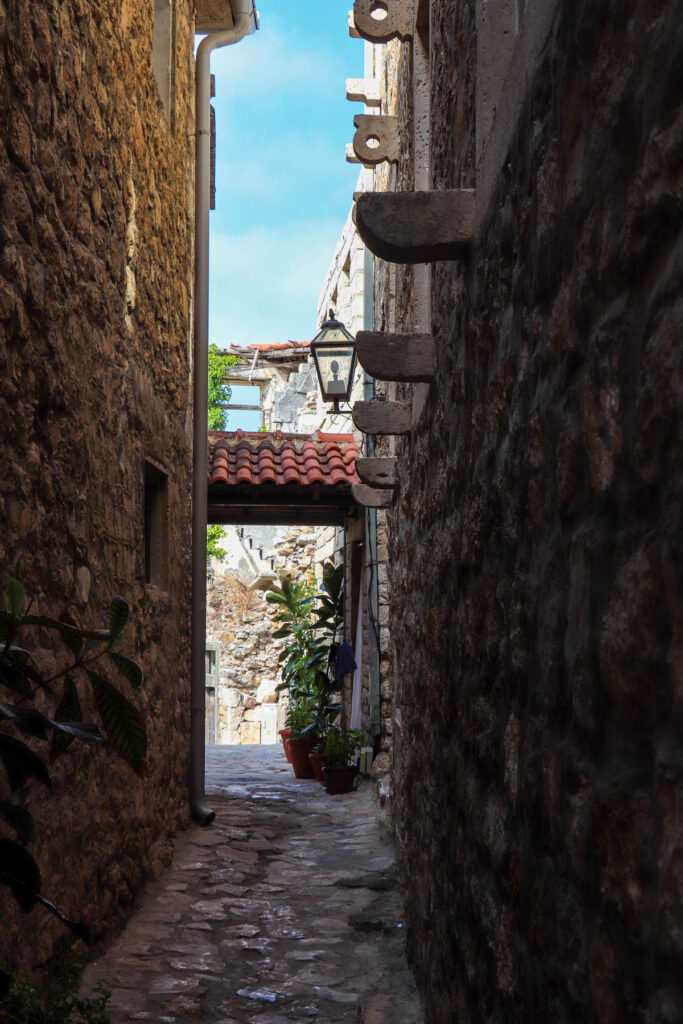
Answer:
[322,764,359,795]
[308,751,327,784]
[287,736,318,779]
[279,728,293,763]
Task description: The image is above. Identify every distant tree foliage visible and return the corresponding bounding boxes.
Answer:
[207,345,238,565]
[206,525,227,565]
[207,344,238,431]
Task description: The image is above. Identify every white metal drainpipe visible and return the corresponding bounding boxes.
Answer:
[191,0,258,825]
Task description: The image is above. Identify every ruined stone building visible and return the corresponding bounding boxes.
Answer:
[346,1,683,1021]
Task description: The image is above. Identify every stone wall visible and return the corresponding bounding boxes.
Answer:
[0,0,195,974]
[385,2,683,1022]
[206,527,319,744]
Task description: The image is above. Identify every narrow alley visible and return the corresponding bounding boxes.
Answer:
[81,746,423,1023]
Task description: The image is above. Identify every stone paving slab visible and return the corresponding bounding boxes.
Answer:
[82,745,423,1023]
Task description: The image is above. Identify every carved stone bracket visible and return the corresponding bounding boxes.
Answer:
[346,77,381,107]
[353,190,475,263]
[351,0,414,42]
[353,400,412,435]
[351,484,394,508]
[355,457,399,489]
[356,331,435,382]
[352,115,399,166]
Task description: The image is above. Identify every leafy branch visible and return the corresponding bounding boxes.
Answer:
[0,579,146,1000]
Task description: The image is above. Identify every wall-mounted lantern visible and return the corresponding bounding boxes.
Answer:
[310,310,357,413]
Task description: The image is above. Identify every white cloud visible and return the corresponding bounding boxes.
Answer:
[209,20,348,101]
[208,219,345,347]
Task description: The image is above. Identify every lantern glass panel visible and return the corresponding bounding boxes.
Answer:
[314,345,355,399]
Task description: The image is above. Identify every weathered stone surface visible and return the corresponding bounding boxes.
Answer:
[352,400,413,435]
[354,189,475,263]
[382,1,683,1022]
[355,331,436,383]
[81,745,424,1023]
[0,0,196,977]
[355,457,399,489]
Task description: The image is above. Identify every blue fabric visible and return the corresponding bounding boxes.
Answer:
[335,641,357,675]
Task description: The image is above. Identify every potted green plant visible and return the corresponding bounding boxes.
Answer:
[308,741,327,784]
[266,563,358,781]
[284,693,319,779]
[321,728,363,795]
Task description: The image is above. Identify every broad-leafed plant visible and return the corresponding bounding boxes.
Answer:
[321,728,363,768]
[266,562,355,740]
[0,579,146,999]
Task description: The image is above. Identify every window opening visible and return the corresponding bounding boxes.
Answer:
[223,383,262,430]
[152,0,173,120]
[144,461,168,587]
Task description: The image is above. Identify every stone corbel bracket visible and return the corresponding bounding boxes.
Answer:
[353,189,475,263]
[346,77,381,107]
[352,484,394,508]
[356,331,435,382]
[353,400,412,435]
[351,0,414,42]
[355,457,399,489]
[352,115,399,166]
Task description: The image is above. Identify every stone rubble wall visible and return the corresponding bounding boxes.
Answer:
[0,0,195,975]
[381,2,683,1022]
[207,527,319,744]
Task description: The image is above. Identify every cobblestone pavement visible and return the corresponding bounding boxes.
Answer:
[81,744,423,1023]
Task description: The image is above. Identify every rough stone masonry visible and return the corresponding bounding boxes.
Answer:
[0,0,196,974]
[381,1,683,1022]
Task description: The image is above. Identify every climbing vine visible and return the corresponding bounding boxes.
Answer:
[207,345,238,566]
[208,344,238,431]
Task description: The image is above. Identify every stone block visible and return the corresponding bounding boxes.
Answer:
[240,721,261,745]
[222,687,243,709]
[256,679,278,704]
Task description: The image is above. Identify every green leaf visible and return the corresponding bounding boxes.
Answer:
[0,837,41,912]
[0,613,11,645]
[271,626,292,639]
[3,580,25,616]
[107,598,129,639]
[50,676,83,761]
[83,631,111,655]
[265,592,286,605]
[6,647,30,667]
[0,733,51,792]
[0,661,32,697]
[1,706,51,741]
[33,892,90,941]
[86,670,146,775]
[53,722,104,742]
[107,652,143,690]
[0,801,33,844]
[57,623,83,659]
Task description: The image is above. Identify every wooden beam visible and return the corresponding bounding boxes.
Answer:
[353,400,412,435]
[356,331,435,382]
[355,457,398,489]
[353,190,475,263]
[352,484,393,508]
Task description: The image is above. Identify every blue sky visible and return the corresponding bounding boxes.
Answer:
[207,2,363,350]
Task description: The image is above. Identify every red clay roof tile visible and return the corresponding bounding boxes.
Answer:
[208,431,360,489]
